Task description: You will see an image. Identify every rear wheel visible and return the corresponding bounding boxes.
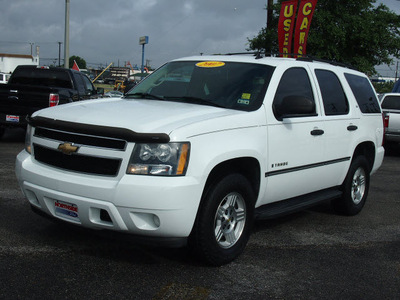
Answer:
[332,156,370,215]
[190,173,255,266]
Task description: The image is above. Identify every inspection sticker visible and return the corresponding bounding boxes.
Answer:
[55,200,80,222]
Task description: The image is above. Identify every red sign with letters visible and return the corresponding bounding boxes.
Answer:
[278,0,298,57]
[293,0,318,57]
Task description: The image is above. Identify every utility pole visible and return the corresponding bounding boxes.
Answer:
[64,0,70,68]
[267,0,273,28]
[396,61,399,82]
[58,42,62,67]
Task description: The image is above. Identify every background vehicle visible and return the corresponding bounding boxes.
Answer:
[381,93,400,144]
[104,90,123,97]
[0,65,104,138]
[0,72,11,84]
[393,80,400,93]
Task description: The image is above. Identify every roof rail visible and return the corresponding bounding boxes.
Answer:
[212,52,357,70]
[296,56,357,70]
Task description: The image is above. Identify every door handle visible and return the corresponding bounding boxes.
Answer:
[311,129,324,136]
[347,125,358,131]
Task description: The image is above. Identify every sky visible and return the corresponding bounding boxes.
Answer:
[0,0,399,75]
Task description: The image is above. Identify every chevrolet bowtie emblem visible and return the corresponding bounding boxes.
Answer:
[58,142,79,155]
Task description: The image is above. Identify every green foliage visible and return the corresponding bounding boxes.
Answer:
[248,0,400,74]
[373,81,395,94]
[69,55,87,69]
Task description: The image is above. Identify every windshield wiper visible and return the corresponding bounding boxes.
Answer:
[124,93,164,100]
[164,96,226,108]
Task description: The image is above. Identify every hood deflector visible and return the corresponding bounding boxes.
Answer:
[27,116,170,143]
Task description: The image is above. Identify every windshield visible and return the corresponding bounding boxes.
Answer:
[125,61,275,111]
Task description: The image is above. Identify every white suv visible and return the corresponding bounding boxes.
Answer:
[16,55,385,265]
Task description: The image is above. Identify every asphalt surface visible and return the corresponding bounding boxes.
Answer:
[1,128,399,299]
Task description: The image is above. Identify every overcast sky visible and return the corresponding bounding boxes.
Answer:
[0,0,399,75]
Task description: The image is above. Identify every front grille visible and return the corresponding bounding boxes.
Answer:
[34,127,126,150]
[34,144,121,176]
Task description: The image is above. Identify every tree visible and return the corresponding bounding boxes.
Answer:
[68,55,87,69]
[248,0,400,75]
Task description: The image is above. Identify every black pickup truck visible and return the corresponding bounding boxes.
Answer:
[0,65,104,138]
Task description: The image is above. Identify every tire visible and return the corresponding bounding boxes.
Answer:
[332,156,370,216]
[189,173,255,266]
[0,127,5,139]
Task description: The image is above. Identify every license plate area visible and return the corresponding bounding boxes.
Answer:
[6,115,20,123]
[54,200,80,222]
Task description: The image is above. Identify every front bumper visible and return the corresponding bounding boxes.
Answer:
[16,150,203,239]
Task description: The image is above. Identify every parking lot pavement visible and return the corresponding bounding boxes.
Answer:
[0,128,399,299]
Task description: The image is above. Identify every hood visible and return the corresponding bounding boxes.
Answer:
[33,97,263,138]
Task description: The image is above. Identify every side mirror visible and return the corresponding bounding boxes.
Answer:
[274,95,315,121]
[96,87,104,95]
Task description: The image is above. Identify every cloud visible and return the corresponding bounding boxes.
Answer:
[0,0,268,68]
[1,0,397,71]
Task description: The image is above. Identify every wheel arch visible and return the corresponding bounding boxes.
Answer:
[201,157,261,204]
[352,141,376,173]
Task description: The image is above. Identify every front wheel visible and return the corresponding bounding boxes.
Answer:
[189,173,255,266]
[332,156,370,216]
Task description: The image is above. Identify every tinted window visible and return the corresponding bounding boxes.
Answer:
[381,95,400,110]
[273,67,315,119]
[127,61,275,112]
[73,73,85,95]
[82,74,95,93]
[10,67,73,89]
[344,73,381,113]
[315,69,348,115]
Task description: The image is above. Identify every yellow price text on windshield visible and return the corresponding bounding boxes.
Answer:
[196,61,226,68]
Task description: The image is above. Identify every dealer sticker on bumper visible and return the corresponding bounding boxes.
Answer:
[6,115,20,123]
[55,200,80,222]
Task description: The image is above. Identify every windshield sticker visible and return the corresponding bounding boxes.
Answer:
[237,99,250,105]
[241,93,251,100]
[196,61,226,68]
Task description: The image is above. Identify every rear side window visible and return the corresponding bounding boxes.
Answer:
[344,73,381,113]
[73,73,86,95]
[315,69,348,115]
[9,67,73,89]
[381,95,400,110]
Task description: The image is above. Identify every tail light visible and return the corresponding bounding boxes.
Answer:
[49,93,59,107]
[383,113,389,132]
[382,112,389,146]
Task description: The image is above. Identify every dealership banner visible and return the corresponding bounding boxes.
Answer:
[278,0,298,57]
[293,0,318,57]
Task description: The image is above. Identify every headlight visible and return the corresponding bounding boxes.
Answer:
[127,142,190,176]
[25,125,32,154]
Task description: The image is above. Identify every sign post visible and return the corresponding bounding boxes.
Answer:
[139,36,149,74]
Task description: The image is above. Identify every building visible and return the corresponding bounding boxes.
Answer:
[0,52,40,74]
